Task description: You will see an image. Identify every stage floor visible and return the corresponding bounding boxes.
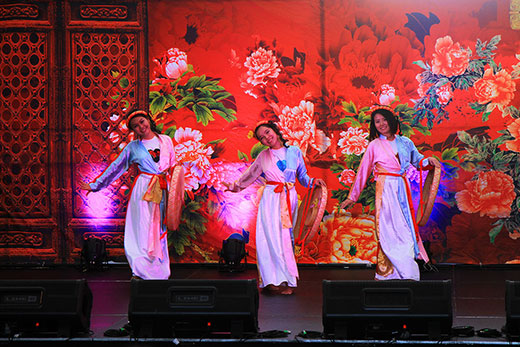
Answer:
[1,263,520,345]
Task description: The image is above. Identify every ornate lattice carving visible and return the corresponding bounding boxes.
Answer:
[0,231,44,247]
[0,4,39,20]
[82,231,124,247]
[72,32,138,218]
[79,5,128,20]
[0,32,49,218]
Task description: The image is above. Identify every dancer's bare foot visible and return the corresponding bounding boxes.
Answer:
[280,287,294,295]
[262,284,280,294]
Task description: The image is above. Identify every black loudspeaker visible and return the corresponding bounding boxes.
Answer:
[505,280,520,339]
[322,280,452,340]
[0,279,93,337]
[128,278,259,338]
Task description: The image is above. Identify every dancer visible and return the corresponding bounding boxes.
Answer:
[80,109,182,280]
[340,107,441,280]
[224,121,325,295]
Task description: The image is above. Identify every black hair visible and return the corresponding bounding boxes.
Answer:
[254,120,288,147]
[126,109,160,135]
[368,108,400,141]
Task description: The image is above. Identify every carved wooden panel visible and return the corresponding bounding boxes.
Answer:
[64,0,147,262]
[0,0,147,263]
[0,0,60,260]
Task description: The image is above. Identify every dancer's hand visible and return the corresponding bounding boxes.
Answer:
[79,181,93,195]
[222,182,233,192]
[428,157,441,168]
[339,198,355,210]
[314,178,326,187]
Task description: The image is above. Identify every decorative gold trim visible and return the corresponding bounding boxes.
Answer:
[512,0,520,29]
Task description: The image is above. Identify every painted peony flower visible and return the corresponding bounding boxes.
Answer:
[277,100,330,154]
[474,68,516,111]
[173,127,214,190]
[243,47,281,86]
[455,170,515,218]
[338,127,369,156]
[431,36,470,77]
[506,119,520,152]
[319,212,377,263]
[378,84,396,105]
[339,169,356,186]
[436,83,453,105]
[152,48,188,81]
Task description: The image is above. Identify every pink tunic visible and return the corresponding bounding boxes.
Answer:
[348,136,428,280]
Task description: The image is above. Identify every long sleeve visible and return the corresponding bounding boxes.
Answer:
[347,142,375,202]
[229,155,264,192]
[89,143,132,192]
[397,136,428,171]
[294,147,313,188]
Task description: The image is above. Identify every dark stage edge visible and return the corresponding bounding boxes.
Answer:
[2,263,520,346]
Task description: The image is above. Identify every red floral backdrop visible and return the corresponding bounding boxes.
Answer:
[110,0,520,264]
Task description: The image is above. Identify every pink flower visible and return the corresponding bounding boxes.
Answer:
[153,48,188,81]
[204,161,249,192]
[405,165,421,184]
[378,84,396,105]
[244,47,281,86]
[340,169,356,185]
[338,127,369,156]
[431,36,470,77]
[436,83,453,105]
[174,127,214,190]
[277,100,330,154]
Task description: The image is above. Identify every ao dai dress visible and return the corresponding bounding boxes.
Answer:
[230,145,314,289]
[89,134,177,279]
[348,135,429,280]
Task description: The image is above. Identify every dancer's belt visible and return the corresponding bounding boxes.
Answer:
[266,181,294,229]
[140,172,168,204]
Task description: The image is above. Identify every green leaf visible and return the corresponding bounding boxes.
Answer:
[213,91,232,101]
[150,95,167,116]
[118,77,129,89]
[251,142,268,159]
[164,126,177,138]
[149,91,161,99]
[238,150,249,161]
[489,222,504,244]
[213,109,237,122]
[339,117,361,127]
[457,131,472,145]
[341,101,357,114]
[193,103,215,126]
[177,95,195,109]
[329,163,345,174]
[441,148,459,161]
[111,70,120,78]
[413,60,429,70]
[207,138,226,145]
[165,94,177,107]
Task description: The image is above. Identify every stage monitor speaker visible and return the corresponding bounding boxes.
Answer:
[505,280,520,339]
[0,279,93,337]
[128,278,259,338]
[322,279,452,340]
